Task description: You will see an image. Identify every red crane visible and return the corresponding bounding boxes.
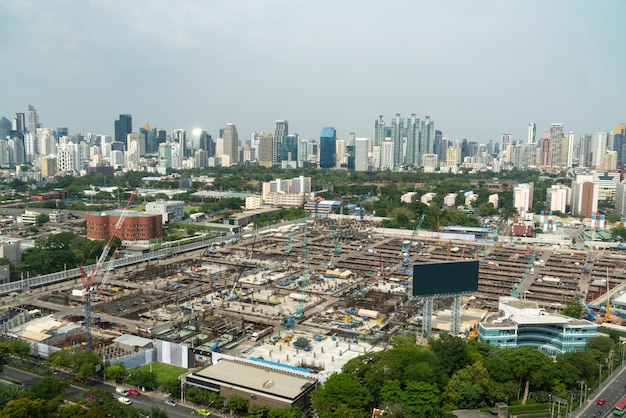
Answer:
[82,189,138,351]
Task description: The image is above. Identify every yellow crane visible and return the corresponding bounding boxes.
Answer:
[604,270,612,323]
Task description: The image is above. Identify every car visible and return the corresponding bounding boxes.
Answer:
[127,388,140,396]
[197,410,211,417]
[118,396,132,405]
[165,399,177,407]
[85,395,95,402]
[597,398,606,405]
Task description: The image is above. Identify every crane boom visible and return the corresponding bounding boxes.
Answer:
[83,189,139,351]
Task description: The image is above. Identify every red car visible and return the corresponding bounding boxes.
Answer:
[127,388,140,396]
[597,398,606,405]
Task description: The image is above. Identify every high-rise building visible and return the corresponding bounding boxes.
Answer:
[354,138,370,171]
[579,134,592,168]
[513,183,534,214]
[27,105,41,134]
[539,131,551,167]
[546,184,570,213]
[258,133,273,168]
[615,181,626,216]
[571,175,598,217]
[38,128,56,156]
[405,114,420,167]
[391,114,404,167]
[273,120,288,164]
[319,127,336,169]
[171,129,186,159]
[549,123,564,168]
[374,115,385,147]
[222,123,239,164]
[114,114,132,149]
[282,134,298,162]
[592,132,608,168]
[527,123,536,144]
[13,113,25,137]
[420,117,435,163]
[566,131,574,167]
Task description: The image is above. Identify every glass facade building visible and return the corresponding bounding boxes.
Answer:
[319,127,336,169]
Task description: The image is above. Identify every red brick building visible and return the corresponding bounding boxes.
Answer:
[30,189,70,201]
[85,211,162,242]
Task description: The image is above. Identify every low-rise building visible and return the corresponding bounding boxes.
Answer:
[145,200,184,224]
[478,297,597,355]
[85,211,162,244]
[401,192,418,203]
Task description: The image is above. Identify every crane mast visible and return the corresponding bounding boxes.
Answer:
[83,189,138,351]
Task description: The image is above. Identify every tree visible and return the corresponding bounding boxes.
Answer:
[7,339,30,365]
[428,334,471,377]
[227,395,248,415]
[27,376,69,401]
[34,213,49,226]
[0,397,51,418]
[57,404,88,418]
[247,404,270,417]
[311,373,373,418]
[561,299,582,319]
[443,362,490,410]
[104,364,128,383]
[147,406,169,418]
[0,343,11,372]
[586,336,615,356]
[505,347,555,404]
[267,408,301,418]
[127,369,158,391]
[160,377,181,398]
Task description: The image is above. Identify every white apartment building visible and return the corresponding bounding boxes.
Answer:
[513,183,534,214]
[401,192,418,203]
[444,193,457,207]
[421,192,436,204]
[545,185,570,213]
[422,153,438,172]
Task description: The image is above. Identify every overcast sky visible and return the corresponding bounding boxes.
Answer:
[1,0,624,143]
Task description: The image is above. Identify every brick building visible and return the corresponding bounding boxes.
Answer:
[85,211,162,243]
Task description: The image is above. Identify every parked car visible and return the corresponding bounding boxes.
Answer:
[197,410,211,417]
[127,388,140,396]
[118,397,132,405]
[165,399,177,407]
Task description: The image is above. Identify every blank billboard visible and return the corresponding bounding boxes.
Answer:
[412,260,479,297]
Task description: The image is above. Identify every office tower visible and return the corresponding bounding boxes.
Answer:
[391,114,404,167]
[353,138,370,172]
[171,129,186,159]
[374,115,385,147]
[348,132,356,147]
[380,139,394,170]
[273,120,288,164]
[433,130,443,160]
[468,142,479,158]
[336,139,346,166]
[346,145,355,170]
[23,133,38,162]
[528,123,536,144]
[222,123,239,164]
[616,182,626,216]
[258,133,273,167]
[56,127,69,139]
[298,137,309,163]
[405,114,420,167]
[460,139,469,162]
[27,105,41,134]
[319,127,337,169]
[0,117,10,140]
[0,140,8,167]
[40,156,57,177]
[282,134,298,162]
[546,185,570,213]
[441,137,450,158]
[578,134,592,168]
[158,143,171,174]
[566,131,574,167]
[57,142,83,173]
[500,133,512,159]
[613,124,626,164]
[13,113,25,137]
[114,114,132,149]
[592,132,608,168]
[7,137,25,164]
[539,131,551,167]
[599,150,618,171]
[420,117,435,162]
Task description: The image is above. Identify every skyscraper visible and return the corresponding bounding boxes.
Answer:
[374,115,385,147]
[319,127,336,169]
[549,123,564,168]
[282,134,299,163]
[405,114,420,167]
[391,114,404,167]
[527,123,536,144]
[114,114,132,149]
[273,120,288,165]
[171,129,187,159]
[222,123,239,164]
[28,105,40,134]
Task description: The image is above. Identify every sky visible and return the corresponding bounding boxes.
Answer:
[0,0,624,144]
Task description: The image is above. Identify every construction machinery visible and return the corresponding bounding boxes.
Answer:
[605,273,612,323]
[328,218,341,255]
[81,189,138,351]
[294,249,310,319]
[284,220,297,254]
[228,234,257,300]
[402,214,425,266]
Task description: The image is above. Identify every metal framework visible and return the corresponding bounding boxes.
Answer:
[451,295,462,335]
[82,189,138,351]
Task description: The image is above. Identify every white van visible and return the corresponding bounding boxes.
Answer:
[251,332,260,342]
[118,397,131,405]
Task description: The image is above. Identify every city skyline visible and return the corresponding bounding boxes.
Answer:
[1,1,625,141]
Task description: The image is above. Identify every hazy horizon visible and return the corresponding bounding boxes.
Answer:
[1,0,624,143]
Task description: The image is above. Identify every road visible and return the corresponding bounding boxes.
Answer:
[0,365,210,418]
[577,361,626,418]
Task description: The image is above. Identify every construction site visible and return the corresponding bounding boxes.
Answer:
[3,209,626,377]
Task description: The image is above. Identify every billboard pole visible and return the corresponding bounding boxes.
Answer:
[451,295,462,335]
[422,296,433,337]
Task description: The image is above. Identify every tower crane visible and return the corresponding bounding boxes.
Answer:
[328,218,341,255]
[403,214,425,266]
[294,249,310,319]
[82,189,138,351]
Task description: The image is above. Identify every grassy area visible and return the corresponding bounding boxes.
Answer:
[130,204,146,211]
[137,362,186,382]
